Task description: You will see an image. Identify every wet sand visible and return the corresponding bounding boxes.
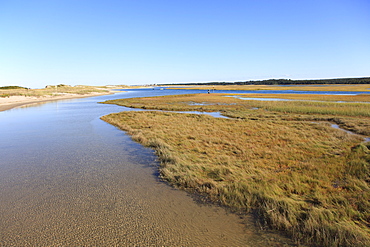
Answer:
[0,141,293,246]
[0,129,294,246]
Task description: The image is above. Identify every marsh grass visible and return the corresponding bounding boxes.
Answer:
[232,93,370,102]
[101,93,370,246]
[103,93,370,135]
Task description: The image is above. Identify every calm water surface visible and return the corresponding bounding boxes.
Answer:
[0,89,297,246]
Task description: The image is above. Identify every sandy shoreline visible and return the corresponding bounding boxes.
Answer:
[0,91,113,112]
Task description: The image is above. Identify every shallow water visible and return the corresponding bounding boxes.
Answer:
[229,96,293,101]
[0,90,295,246]
[331,124,370,142]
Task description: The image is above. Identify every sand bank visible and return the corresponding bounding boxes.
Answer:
[0,92,112,112]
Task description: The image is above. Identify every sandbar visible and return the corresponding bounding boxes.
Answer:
[0,92,112,112]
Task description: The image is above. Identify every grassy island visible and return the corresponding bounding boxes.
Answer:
[101,91,370,246]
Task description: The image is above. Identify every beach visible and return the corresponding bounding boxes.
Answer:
[0,92,112,112]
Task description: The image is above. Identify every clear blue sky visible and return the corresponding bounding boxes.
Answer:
[1,0,369,88]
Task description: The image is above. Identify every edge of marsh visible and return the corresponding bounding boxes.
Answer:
[100,92,370,247]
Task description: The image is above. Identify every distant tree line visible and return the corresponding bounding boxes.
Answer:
[160,77,370,86]
[0,86,28,90]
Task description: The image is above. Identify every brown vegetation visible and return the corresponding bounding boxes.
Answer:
[101,93,370,246]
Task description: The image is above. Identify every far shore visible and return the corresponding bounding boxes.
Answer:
[0,91,113,112]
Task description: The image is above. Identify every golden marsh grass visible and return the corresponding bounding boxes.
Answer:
[104,93,370,134]
[101,93,370,246]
